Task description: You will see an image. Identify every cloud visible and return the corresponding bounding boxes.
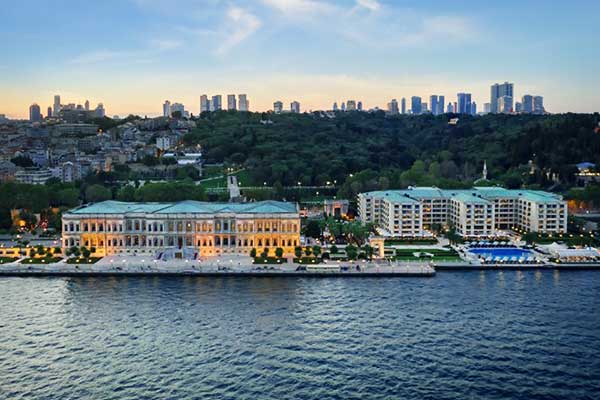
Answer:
[355,0,380,12]
[260,0,334,16]
[216,6,262,55]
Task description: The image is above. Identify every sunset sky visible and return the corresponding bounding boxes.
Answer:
[1,0,598,118]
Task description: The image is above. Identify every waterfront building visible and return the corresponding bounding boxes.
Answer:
[61,200,301,258]
[29,103,42,122]
[273,101,283,114]
[200,95,210,113]
[290,101,300,113]
[358,187,567,238]
[227,94,237,110]
[490,82,514,113]
[457,93,472,114]
[238,94,249,111]
[411,96,422,115]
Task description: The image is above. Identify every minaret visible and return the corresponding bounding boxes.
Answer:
[483,161,488,180]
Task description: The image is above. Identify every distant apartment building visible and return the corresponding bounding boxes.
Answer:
[29,103,42,122]
[533,96,544,114]
[290,101,300,113]
[227,94,237,110]
[273,101,283,114]
[498,96,513,114]
[200,95,210,113]
[210,95,222,111]
[238,94,249,111]
[387,99,399,115]
[15,168,54,185]
[411,96,422,115]
[170,103,185,117]
[457,93,472,114]
[358,187,567,238]
[490,82,514,113]
[163,100,171,117]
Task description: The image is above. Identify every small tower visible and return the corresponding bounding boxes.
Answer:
[482,160,488,181]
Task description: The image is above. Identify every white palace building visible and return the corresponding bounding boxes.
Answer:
[61,200,301,258]
[358,187,568,238]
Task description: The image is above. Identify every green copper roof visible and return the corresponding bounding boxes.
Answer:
[67,200,298,215]
[362,187,564,204]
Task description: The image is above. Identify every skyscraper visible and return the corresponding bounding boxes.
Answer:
[347,100,357,111]
[411,96,422,115]
[341,102,346,112]
[227,94,237,110]
[84,100,90,111]
[53,95,61,117]
[273,101,283,113]
[387,99,399,115]
[457,93,472,114]
[238,94,249,111]
[490,82,514,113]
[522,95,533,113]
[290,101,300,113]
[47,106,52,118]
[498,96,513,113]
[29,103,42,122]
[200,95,210,113]
[401,98,406,114]
[471,101,477,115]
[211,95,222,111]
[429,95,438,116]
[163,100,171,117]
[422,103,429,113]
[332,102,338,111]
[533,96,544,114]
[483,103,491,114]
[446,103,453,113]
[438,96,445,115]
[357,101,363,111]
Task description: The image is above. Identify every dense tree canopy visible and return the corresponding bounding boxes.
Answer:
[183,111,600,194]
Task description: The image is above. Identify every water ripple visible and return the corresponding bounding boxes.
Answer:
[1,272,600,399]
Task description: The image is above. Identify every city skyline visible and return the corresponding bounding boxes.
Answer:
[1,0,599,118]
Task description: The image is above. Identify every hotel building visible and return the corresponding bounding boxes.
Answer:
[358,187,567,238]
[62,200,301,258]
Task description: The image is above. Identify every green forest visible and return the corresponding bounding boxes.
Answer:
[184,110,600,198]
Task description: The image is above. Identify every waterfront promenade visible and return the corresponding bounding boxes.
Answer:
[0,255,435,277]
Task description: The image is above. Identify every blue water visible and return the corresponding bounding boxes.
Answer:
[469,247,533,259]
[1,272,600,399]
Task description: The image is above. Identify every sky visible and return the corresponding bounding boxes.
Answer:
[1,0,599,118]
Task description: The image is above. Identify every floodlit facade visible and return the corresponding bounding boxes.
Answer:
[358,187,568,238]
[62,200,301,258]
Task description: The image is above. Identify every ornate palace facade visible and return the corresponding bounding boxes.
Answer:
[62,200,301,258]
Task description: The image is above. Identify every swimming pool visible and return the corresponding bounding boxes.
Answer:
[469,247,533,261]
